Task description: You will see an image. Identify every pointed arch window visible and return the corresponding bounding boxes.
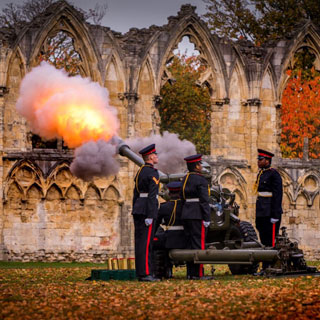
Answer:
[39,30,83,76]
[33,30,83,150]
[159,35,212,154]
[281,45,320,159]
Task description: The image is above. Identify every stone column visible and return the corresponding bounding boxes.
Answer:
[244,98,261,220]
[211,98,230,158]
[0,86,9,260]
[119,92,139,138]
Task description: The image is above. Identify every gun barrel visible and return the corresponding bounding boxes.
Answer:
[116,138,144,167]
[115,136,211,182]
[115,136,169,181]
[169,248,278,264]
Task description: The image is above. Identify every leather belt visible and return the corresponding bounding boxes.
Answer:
[258,192,273,197]
[186,198,200,202]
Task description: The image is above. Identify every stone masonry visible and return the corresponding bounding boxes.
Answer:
[0,1,319,261]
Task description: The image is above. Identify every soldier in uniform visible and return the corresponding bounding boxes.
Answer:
[132,144,160,282]
[181,154,211,280]
[255,149,283,252]
[153,181,186,278]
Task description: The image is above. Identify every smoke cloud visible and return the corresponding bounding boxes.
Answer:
[70,140,120,181]
[16,63,197,181]
[126,131,196,174]
[16,62,119,148]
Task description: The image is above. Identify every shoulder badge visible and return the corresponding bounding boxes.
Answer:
[152,177,160,185]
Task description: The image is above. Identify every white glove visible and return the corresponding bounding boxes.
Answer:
[145,218,153,226]
[270,218,279,224]
[203,221,210,228]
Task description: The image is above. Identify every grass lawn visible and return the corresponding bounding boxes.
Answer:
[0,261,319,319]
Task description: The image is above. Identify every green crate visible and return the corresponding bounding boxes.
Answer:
[100,270,111,281]
[90,269,136,281]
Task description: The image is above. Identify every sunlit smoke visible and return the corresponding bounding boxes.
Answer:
[16,62,119,148]
[70,140,119,181]
[126,131,196,174]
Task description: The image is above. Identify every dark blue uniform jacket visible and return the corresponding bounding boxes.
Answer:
[256,167,283,219]
[132,164,159,219]
[155,199,186,249]
[180,172,211,221]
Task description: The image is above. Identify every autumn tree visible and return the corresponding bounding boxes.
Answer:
[281,67,320,159]
[202,0,320,43]
[159,55,211,154]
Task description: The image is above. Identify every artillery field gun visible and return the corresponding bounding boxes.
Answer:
[116,138,319,278]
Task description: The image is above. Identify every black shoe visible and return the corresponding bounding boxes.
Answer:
[138,275,160,282]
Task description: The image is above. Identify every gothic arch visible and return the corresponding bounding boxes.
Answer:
[46,183,63,200]
[155,17,227,99]
[5,46,27,88]
[104,50,128,137]
[215,167,248,202]
[260,66,277,103]
[277,22,320,101]
[278,168,295,205]
[105,53,126,93]
[229,59,249,101]
[137,57,157,94]
[85,183,102,200]
[4,160,45,201]
[27,183,44,199]
[297,170,320,207]
[15,2,102,82]
[47,161,71,179]
[65,184,82,200]
[136,58,158,136]
[4,47,30,150]
[104,185,120,201]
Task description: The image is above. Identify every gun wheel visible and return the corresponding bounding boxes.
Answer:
[228,221,259,275]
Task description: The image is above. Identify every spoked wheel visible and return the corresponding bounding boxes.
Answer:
[227,221,259,275]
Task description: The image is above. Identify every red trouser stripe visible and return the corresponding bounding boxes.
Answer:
[145,223,153,275]
[272,223,276,247]
[199,222,205,277]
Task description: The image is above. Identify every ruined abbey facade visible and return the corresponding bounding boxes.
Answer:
[0,1,319,261]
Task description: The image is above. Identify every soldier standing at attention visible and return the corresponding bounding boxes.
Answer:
[181,154,211,280]
[132,144,160,282]
[255,149,283,252]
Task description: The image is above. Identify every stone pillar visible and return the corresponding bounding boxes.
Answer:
[211,98,230,158]
[119,92,139,138]
[244,99,261,220]
[0,86,9,260]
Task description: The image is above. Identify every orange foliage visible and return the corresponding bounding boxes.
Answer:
[281,69,320,158]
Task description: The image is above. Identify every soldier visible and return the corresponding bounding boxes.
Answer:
[255,149,283,252]
[181,154,211,280]
[132,144,160,282]
[153,181,186,278]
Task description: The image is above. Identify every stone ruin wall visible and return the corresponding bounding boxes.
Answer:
[0,1,319,261]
